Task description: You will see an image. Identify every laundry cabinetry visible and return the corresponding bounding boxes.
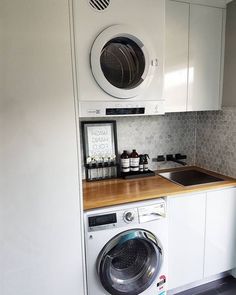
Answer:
[164,0,189,112]
[0,1,85,295]
[168,187,236,292]
[167,193,206,290]
[204,187,236,277]
[165,0,225,112]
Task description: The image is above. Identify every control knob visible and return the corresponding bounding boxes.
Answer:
[124,211,135,223]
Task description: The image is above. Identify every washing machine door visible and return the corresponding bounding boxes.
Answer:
[91,25,158,99]
[97,229,163,295]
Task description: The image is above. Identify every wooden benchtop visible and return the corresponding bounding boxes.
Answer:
[83,166,236,211]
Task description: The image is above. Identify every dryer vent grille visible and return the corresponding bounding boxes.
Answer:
[89,0,110,11]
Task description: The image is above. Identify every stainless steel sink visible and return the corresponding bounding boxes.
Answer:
[159,169,225,186]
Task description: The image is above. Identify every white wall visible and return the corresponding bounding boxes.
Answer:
[222,0,236,106]
[0,1,85,294]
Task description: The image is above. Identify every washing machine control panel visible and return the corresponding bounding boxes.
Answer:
[87,208,138,232]
[87,200,166,232]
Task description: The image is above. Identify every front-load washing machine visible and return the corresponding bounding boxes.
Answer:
[84,198,168,295]
[74,0,165,117]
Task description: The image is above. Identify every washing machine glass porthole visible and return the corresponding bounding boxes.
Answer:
[97,229,163,295]
[100,37,145,90]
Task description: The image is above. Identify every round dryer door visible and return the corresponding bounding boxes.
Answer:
[97,229,163,295]
[91,25,157,99]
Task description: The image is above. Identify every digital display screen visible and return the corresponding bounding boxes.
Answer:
[89,213,117,227]
[106,108,145,115]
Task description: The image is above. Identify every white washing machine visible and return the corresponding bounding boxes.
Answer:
[74,0,165,117]
[84,198,168,295]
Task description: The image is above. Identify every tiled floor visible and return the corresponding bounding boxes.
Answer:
[177,276,236,295]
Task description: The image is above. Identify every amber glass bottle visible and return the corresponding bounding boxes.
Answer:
[130,149,139,172]
[120,150,130,173]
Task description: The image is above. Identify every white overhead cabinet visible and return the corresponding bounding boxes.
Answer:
[164,1,189,112]
[188,5,223,111]
[165,0,225,112]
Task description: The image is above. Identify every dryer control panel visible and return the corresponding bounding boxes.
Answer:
[79,101,165,117]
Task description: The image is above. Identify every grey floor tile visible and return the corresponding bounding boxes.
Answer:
[176,276,236,295]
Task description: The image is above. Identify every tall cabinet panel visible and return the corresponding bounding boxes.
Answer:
[164,0,189,112]
[188,5,223,111]
[0,1,85,295]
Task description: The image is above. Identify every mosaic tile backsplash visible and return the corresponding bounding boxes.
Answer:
[81,107,236,179]
[196,107,236,178]
[115,112,197,171]
[80,112,197,176]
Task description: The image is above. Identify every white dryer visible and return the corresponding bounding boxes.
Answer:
[84,198,168,295]
[74,0,165,117]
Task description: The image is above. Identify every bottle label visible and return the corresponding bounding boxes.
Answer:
[131,158,139,172]
[122,167,130,173]
[144,163,148,171]
[121,158,130,173]
[121,159,130,167]
[139,164,144,172]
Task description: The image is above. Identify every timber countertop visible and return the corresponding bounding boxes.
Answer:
[83,166,236,211]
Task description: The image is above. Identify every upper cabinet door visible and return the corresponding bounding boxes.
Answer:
[164,0,189,112]
[188,5,223,111]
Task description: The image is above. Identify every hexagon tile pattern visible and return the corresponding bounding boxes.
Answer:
[196,107,236,178]
[115,112,197,171]
[80,112,197,173]
[80,107,236,179]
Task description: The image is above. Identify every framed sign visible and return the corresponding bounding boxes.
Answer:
[81,121,118,164]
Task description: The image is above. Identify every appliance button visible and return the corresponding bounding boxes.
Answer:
[124,211,135,223]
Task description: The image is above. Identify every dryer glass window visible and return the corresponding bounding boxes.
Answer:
[100,37,145,90]
[97,229,162,295]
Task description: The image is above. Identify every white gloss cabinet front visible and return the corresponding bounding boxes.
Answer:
[164,0,189,112]
[188,5,223,111]
[204,188,236,277]
[165,1,224,112]
[0,1,85,295]
[168,187,236,292]
[168,193,206,290]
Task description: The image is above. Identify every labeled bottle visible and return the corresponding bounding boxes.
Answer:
[86,157,92,181]
[120,150,130,173]
[90,157,97,180]
[139,155,144,172]
[108,156,112,178]
[130,149,139,172]
[103,156,109,179]
[111,155,117,178]
[144,154,150,172]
